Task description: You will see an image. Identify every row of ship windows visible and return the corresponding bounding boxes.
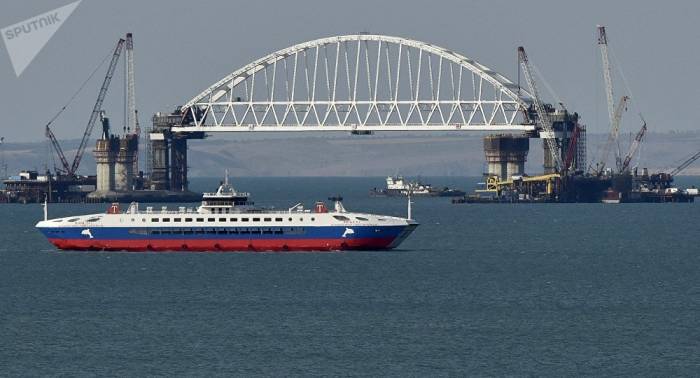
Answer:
[129,215,366,223]
[152,217,304,223]
[129,227,307,235]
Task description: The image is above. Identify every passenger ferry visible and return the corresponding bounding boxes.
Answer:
[36,176,418,252]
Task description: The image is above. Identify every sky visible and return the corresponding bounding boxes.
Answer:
[1,0,699,143]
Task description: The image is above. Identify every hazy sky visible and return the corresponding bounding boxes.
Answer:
[1,0,699,142]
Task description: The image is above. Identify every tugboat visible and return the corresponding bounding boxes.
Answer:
[370,175,465,197]
[36,174,418,252]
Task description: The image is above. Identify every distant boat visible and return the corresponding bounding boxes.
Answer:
[601,188,621,204]
[370,175,466,197]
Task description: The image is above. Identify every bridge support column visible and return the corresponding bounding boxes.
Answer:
[483,135,529,180]
[170,137,187,192]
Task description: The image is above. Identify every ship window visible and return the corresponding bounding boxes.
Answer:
[174,218,181,222]
[196,218,204,222]
[87,217,101,222]
[356,217,369,221]
[275,218,283,222]
[185,218,193,222]
[128,229,148,235]
[230,218,237,222]
[253,218,260,222]
[299,217,303,221]
[161,230,171,234]
[217,229,227,234]
[206,229,216,234]
[225,209,230,214]
[264,218,271,222]
[251,228,261,234]
[311,217,315,221]
[333,215,351,221]
[377,218,386,222]
[288,217,293,221]
[162,218,170,222]
[151,218,159,222]
[263,228,273,234]
[274,229,283,234]
[67,218,79,222]
[195,229,205,234]
[183,229,194,235]
[208,218,215,222]
[229,229,239,234]
[240,229,250,234]
[242,218,249,222]
[142,218,146,222]
[151,230,161,235]
[219,218,226,222]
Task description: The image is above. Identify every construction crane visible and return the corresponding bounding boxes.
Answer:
[595,25,632,175]
[51,37,125,177]
[620,118,647,172]
[670,150,700,176]
[518,46,562,173]
[595,95,628,174]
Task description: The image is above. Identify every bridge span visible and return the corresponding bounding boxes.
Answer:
[171,34,536,133]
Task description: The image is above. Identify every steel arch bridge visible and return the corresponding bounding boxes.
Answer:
[174,34,536,133]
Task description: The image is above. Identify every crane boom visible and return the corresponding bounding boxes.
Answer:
[670,150,700,176]
[621,120,647,172]
[596,95,628,174]
[598,26,615,124]
[45,126,71,174]
[69,38,125,175]
[518,46,562,172]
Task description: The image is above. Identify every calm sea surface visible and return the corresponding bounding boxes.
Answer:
[1,176,699,376]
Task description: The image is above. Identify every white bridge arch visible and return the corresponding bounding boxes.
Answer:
[175,34,535,132]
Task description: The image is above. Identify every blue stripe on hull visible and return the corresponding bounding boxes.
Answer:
[38,225,408,241]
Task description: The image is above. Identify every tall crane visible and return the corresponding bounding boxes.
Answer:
[620,118,647,172]
[518,46,563,173]
[670,150,700,176]
[67,38,125,176]
[596,25,630,174]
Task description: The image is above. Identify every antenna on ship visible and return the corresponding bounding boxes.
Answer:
[224,169,229,186]
[407,188,412,220]
[43,194,48,221]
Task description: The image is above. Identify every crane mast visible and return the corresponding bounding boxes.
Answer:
[69,38,125,176]
[518,46,562,173]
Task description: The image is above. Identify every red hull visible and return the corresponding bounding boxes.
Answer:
[47,237,397,252]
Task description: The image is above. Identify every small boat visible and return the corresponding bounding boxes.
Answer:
[370,175,466,197]
[601,188,621,204]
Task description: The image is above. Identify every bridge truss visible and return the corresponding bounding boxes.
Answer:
[176,34,535,133]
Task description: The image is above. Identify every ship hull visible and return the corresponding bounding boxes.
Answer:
[39,224,417,252]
